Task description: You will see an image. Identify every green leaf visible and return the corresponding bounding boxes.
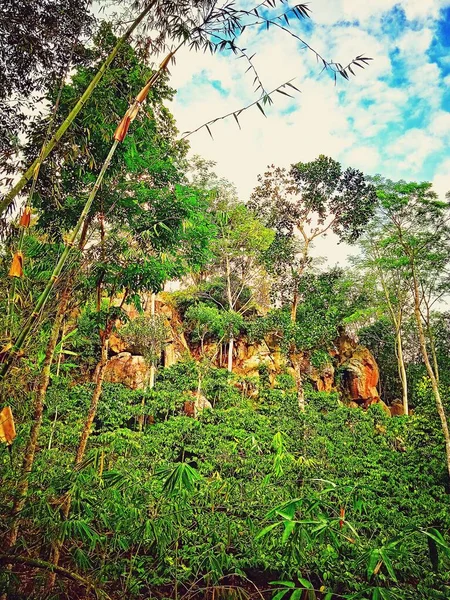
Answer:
[367,549,380,580]
[282,520,296,542]
[298,577,313,590]
[276,88,294,99]
[256,102,267,117]
[270,581,296,588]
[272,591,289,600]
[380,550,397,582]
[256,522,281,539]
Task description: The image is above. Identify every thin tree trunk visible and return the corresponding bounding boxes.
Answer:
[149,292,156,391]
[412,271,450,480]
[0,0,157,216]
[48,325,111,590]
[5,286,70,551]
[291,291,299,323]
[75,336,109,465]
[227,334,234,373]
[139,293,156,430]
[396,329,409,415]
[291,354,305,411]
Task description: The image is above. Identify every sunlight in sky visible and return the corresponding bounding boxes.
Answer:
[167,0,450,265]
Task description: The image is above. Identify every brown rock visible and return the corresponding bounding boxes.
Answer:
[194,394,213,416]
[184,401,195,417]
[390,400,405,416]
[184,394,212,417]
[310,363,335,393]
[104,352,148,390]
[109,332,127,354]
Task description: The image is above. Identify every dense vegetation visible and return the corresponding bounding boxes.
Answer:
[1,3,449,600]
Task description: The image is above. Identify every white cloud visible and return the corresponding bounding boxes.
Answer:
[433,158,450,198]
[166,0,450,264]
[389,128,443,171]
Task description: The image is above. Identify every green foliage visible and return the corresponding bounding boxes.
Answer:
[121,314,169,364]
[2,363,450,598]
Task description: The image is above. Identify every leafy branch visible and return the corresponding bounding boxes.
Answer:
[181,78,301,139]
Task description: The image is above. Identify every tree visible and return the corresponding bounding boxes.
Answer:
[375,178,450,479]
[249,155,377,321]
[353,223,412,414]
[121,311,169,428]
[205,202,273,371]
[0,1,372,215]
[0,0,94,166]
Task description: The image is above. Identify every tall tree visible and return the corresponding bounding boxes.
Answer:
[353,223,412,414]
[0,0,94,174]
[375,178,450,478]
[249,155,377,321]
[0,1,372,216]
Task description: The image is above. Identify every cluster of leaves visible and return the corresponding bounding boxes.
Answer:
[1,363,449,598]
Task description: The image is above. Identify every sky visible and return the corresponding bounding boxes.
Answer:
[165,0,450,265]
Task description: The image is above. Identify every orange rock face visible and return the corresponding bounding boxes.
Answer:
[341,346,380,404]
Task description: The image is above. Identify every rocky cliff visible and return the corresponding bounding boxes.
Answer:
[104,297,400,415]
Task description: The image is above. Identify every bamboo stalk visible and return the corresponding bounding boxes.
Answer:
[0,48,176,381]
[0,0,157,216]
[0,140,119,380]
[5,287,70,551]
[0,554,111,599]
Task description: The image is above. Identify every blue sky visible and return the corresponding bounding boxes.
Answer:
[169,0,450,263]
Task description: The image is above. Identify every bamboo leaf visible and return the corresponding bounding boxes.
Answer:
[276,89,294,98]
[255,522,280,539]
[256,102,267,117]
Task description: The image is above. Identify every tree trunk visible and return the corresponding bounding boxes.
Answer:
[291,291,299,323]
[139,293,156,430]
[396,329,409,415]
[5,287,70,551]
[227,334,234,373]
[75,335,109,465]
[291,354,305,411]
[412,272,450,480]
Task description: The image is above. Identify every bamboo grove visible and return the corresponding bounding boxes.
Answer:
[1,2,450,600]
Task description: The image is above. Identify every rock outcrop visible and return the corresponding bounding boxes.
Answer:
[103,296,390,414]
[104,352,148,390]
[184,393,213,417]
[341,346,380,405]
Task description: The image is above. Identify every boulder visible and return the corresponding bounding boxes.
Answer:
[341,346,380,404]
[390,400,406,416]
[194,394,213,416]
[104,352,148,390]
[184,394,212,417]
